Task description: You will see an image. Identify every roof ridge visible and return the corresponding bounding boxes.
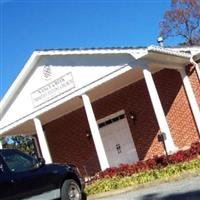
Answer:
[34,45,200,53]
[35,46,146,52]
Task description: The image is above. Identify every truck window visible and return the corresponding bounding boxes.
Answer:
[1,150,37,172]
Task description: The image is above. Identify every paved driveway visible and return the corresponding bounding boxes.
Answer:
[88,175,200,200]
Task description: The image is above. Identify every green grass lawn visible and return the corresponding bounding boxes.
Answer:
[85,156,200,196]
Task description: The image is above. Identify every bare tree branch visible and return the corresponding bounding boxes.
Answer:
[160,0,200,46]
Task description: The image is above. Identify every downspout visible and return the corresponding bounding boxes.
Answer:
[190,56,200,82]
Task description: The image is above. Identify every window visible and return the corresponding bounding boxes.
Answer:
[98,114,125,129]
[0,150,37,172]
[0,160,4,175]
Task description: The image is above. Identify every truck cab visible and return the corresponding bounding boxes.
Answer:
[0,149,85,200]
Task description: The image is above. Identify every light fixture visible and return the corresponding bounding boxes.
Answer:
[129,111,137,123]
[86,130,91,138]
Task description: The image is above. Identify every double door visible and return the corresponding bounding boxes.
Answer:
[100,115,138,167]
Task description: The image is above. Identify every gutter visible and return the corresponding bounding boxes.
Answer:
[147,45,191,58]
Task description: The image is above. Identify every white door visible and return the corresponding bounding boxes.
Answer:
[99,113,138,167]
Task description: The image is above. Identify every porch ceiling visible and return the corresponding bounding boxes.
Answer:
[2,120,35,136]
[40,66,161,125]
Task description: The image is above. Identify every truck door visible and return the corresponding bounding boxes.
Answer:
[0,158,13,199]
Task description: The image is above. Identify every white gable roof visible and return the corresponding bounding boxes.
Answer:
[0,45,194,135]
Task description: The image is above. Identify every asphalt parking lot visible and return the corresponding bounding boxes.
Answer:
[88,174,200,200]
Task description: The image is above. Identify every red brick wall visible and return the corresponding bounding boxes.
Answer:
[44,68,199,175]
[187,64,200,107]
[43,109,101,176]
[92,74,163,160]
[153,69,199,150]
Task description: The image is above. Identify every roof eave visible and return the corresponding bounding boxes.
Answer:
[137,45,191,68]
[193,51,200,62]
[0,51,40,117]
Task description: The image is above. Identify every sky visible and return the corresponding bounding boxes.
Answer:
[0,0,180,100]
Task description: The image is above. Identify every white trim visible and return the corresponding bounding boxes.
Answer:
[33,118,52,164]
[82,94,109,170]
[195,63,200,81]
[178,69,200,135]
[148,45,191,58]
[190,56,200,82]
[0,140,2,149]
[35,48,146,56]
[142,67,177,153]
[97,110,125,124]
[0,52,39,116]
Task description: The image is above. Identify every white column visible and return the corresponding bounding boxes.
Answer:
[33,118,52,164]
[82,94,109,170]
[195,64,200,81]
[179,69,200,135]
[0,139,2,149]
[190,57,200,82]
[142,67,177,153]
[32,135,42,158]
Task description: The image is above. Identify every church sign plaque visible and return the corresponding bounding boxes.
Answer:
[31,72,75,107]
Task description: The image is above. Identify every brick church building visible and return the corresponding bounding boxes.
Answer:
[0,45,200,176]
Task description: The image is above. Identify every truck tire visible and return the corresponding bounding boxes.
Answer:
[61,179,82,200]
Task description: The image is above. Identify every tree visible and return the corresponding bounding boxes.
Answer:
[160,0,200,46]
[1,135,36,156]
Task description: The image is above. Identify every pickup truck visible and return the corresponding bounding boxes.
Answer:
[0,149,85,200]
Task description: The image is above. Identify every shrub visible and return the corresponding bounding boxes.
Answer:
[93,140,200,181]
[190,141,200,155]
[168,150,186,164]
[85,156,200,195]
[154,155,168,167]
[145,158,157,169]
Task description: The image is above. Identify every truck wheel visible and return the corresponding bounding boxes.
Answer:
[61,179,82,200]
